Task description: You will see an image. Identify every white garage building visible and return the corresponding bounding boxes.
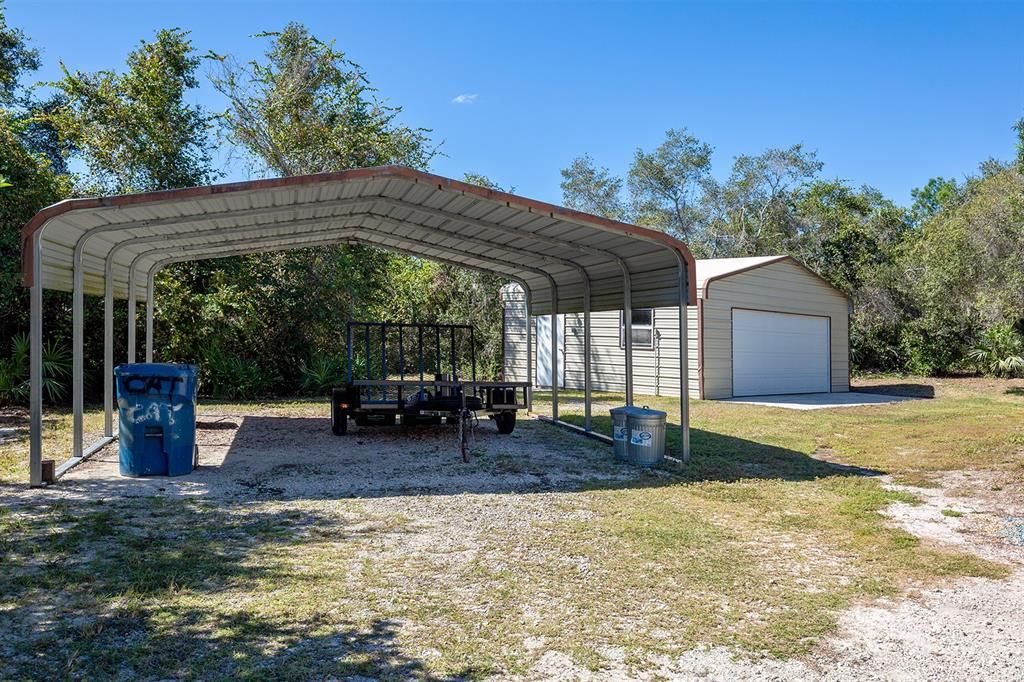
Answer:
[503,255,851,400]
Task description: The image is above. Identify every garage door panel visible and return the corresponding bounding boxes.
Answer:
[732,309,830,396]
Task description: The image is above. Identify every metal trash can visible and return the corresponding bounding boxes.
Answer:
[610,405,648,461]
[625,406,667,467]
[114,363,199,477]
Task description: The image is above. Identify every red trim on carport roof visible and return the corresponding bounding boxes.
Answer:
[20,165,698,303]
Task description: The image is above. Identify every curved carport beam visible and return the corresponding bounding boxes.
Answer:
[141,230,542,405]
[374,196,626,416]
[101,216,566,441]
[101,227,548,463]
[128,223,559,373]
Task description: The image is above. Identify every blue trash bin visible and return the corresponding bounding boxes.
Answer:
[114,363,199,477]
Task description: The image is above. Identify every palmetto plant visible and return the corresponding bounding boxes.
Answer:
[0,334,72,405]
[968,325,1024,378]
[298,354,342,396]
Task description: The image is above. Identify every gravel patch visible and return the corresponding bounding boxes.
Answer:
[1,412,646,507]
[3,407,1022,680]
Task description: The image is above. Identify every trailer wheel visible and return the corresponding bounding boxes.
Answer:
[495,411,516,435]
[332,414,348,436]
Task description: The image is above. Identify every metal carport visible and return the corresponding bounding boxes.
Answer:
[21,166,697,486]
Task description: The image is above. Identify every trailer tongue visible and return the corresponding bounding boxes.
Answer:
[330,321,530,461]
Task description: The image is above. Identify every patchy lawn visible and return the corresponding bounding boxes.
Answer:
[0,378,1020,679]
[536,375,1024,486]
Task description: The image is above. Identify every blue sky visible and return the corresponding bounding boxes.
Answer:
[8,0,1023,206]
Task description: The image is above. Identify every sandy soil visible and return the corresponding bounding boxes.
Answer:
[4,409,1022,681]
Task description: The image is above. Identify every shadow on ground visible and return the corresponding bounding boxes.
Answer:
[0,499,478,680]
[854,383,936,398]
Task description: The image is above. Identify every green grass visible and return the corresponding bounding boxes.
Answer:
[0,378,1020,677]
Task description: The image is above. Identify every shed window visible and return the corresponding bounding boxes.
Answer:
[620,309,654,349]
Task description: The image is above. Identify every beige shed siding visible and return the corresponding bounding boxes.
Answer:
[501,258,849,400]
[700,260,849,399]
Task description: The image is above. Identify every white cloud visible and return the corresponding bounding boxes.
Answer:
[451,93,478,105]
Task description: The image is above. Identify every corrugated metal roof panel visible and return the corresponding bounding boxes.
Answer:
[22,166,696,315]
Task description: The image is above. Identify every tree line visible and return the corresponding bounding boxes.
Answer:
[560,128,1024,377]
[1,8,1022,405]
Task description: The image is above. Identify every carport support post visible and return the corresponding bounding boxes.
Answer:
[583,281,592,432]
[145,268,156,363]
[71,243,85,459]
[550,287,559,422]
[523,284,533,412]
[103,262,114,437]
[127,276,136,364]
[29,233,43,487]
[677,264,690,461]
[623,272,634,406]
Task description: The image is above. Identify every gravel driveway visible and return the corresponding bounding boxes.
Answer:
[5,410,1021,680]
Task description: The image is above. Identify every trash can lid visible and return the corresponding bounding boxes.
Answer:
[114,362,198,377]
[610,405,663,417]
[626,405,667,418]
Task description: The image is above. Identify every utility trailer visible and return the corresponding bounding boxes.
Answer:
[330,322,530,460]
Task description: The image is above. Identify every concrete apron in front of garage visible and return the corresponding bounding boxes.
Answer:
[721,391,922,410]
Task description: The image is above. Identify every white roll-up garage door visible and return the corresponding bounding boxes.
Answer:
[732,309,830,396]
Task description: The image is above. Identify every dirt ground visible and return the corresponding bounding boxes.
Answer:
[4,403,1023,680]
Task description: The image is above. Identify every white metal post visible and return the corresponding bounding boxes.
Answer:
[678,263,691,461]
[583,279,592,432]
[29,234,43,486]
[145,268,156,363]
[623,272,634,406]
[103,262,114,437]
[127,275,137,364]
[524,286,532,412]
[71,245,85,459]
[550,287,559,422]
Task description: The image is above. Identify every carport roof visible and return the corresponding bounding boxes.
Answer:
[22,166,696,315]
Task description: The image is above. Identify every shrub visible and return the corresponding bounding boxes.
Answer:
[198,343,275,400]
[298,354,342,396]
[968,324,1024,377]
[0,334,71,405]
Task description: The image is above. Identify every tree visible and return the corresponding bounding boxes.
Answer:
[0,1,38,107]
[909,177,961,225]
[45,28,216,195]
[899,165,1024,373]
[208,23,436,176]
[559,155,626,220]
[1014,117,1024,174]
[627,128,713,238]
[702,144,822,256]
[143,24,447,396]
[0,4,71,355]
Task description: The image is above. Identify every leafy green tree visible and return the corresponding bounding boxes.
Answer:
[0,1,38,107]
[45,28,217,194]
[145,23,447,395]
[910,177,961,225]
[627,128,713,239]
[1014,117,1024,174]
[899,165,1024,373]
[559,155,626,220]
[208,23,436,176]
[702,144,822,257]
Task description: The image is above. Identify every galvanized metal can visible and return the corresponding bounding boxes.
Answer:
[625,406,667,467]
[609,406,631,460]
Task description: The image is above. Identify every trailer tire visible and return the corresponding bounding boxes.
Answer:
[495,411,516,435]
[332,415,348,436]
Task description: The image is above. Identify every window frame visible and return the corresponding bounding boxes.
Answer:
[619,308,655,350]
